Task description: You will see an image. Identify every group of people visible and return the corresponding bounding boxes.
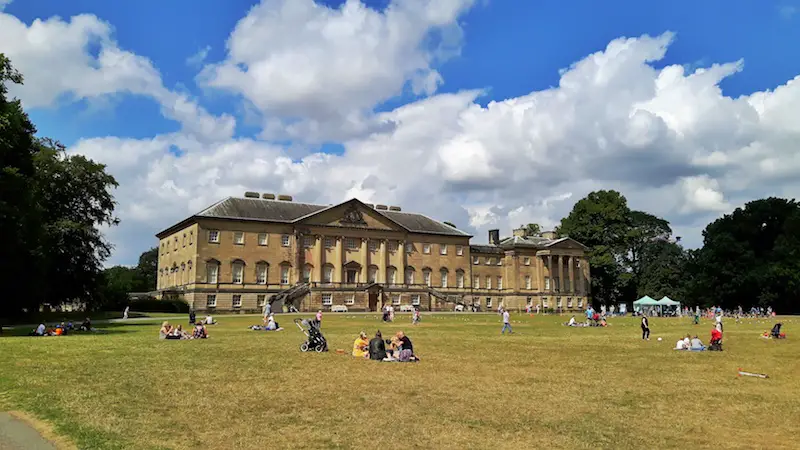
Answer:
[30,318,95,336]
[250,313,284,331]
[159,321,208,340]
[352,330,419,362]
[674,327,723,351]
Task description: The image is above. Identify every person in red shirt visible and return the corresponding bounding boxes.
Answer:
[709,327,723,351]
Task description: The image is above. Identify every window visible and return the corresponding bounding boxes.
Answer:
[257,295,266,307]
[527,297,533,306]
[567,298,573,308]
[209,230,220,243]
[456,271,464,288]
[405,269,414,284]
[369,240,378,252]
[323,266,334,283]
[423,270,431,287]
[543,298,549,308]
[181,263,186,285]
[405,243,413,253]
[232,294,242,308]
[322,293,333,306]
[557,298,563,308]
[456,245,463,256]
[545,277,551,290]
[486,297,492,308]
[280,266,290,284]
[411,295,420,306]
[345,269,357,284]
[189,231,193,245]
[525,275,532,289]
[391,295,400,305]
[303,236,313,248]
[303,265,312,283]
[440,269,448,287]
[232,262,244,284]
[324,237,334,248]
[474,275,480,289]
[206,295,216,308]
[345,295,355,305]
[173,237,178,250]
[258,233,268,246]
[423,244,431,254]
[182,233,186,247]
[497,276,503,290]
[281,235,291,247]
[486,276,492,290]
[187,261,192,278]
[256,264,268,284]
[346,238,358,250]
[161,243,165,254]
[206,263,219,284]
[523,257,531,266]
[578,298,583,308]
[231,231,243,245]
[440,244,447,255]
[387,267,397,284]
[473,256,480,265]
[368,266,377,283]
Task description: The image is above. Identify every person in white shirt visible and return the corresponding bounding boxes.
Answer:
[675,339,688,350]
[501,310,512,334]
[35,323,46,336]
[568,316,577,327]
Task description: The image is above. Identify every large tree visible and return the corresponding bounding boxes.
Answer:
[689,198,800,312]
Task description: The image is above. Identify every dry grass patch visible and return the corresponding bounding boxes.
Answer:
[1,313,799,449]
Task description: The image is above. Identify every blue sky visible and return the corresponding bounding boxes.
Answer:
[2,0,800,264]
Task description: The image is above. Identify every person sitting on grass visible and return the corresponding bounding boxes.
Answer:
[709,327,723,351]
[79,318,92,331]
[567,316,577,327]
[159,321,172,340]
[193,322,208,339]
[674,337,688,350]
[32,323,46,336]
[352,331,369,358]
[395,331,419,362]
[172,324,190,340]
[690,335,705,351]
[204,315,217,325]
[369,331,389,361]
[265,314,283,331]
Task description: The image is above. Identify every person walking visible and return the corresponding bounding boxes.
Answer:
[123,305,129,320]
[501,309,512,334]
[641,315,650,340]
[315,310,323,326]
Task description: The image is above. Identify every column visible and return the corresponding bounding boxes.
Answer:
[556,255,563,293]
[360,238,368,282]
[378,239,387,283]
[568,255,575,293]
[313,235,323,283]
[334,237,343,283]
[547,255,553,293]
[575,257,583,295]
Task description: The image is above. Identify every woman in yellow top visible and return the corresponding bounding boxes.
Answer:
[352,331,369,358]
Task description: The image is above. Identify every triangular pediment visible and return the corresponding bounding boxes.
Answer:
[295,199,406,231]
[545,237,588,250]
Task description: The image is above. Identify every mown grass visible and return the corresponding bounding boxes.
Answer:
[1,313,799,449]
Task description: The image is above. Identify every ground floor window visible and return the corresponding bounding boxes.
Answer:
[207,294,216,308]
[557,298,563,308]
[411,294,420,306]
[578,298,583,308]
[232,294,242,308]
[526,297,533,306]
[345,294,355,305]
[392,295,400,305]
[543,297,549,308]
[567,297,573,308]
[257,295,266,307]
[485,297,492,308]
[321,293,333,305]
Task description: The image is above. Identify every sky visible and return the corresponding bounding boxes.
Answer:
[2,0,800,266]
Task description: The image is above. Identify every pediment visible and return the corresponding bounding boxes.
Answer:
[296,199,404,231]
[546,238,588,251]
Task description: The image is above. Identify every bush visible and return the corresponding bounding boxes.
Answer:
[129,297,189,313]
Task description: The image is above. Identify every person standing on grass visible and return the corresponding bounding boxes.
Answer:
[316,310,322,325]
[641,315,650,340]
[501,309,512,334]
[123,305,129,320]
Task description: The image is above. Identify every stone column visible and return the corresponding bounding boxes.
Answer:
[360,238,368,283]
[547,255,553,293]
[313,235,323,283]
[557,255,564,293]
[568,255,575,293]
[378,239,387,283]
[334,237,343,283]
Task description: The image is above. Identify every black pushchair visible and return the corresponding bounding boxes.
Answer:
[771,323,785,339]
[294,318,328,352]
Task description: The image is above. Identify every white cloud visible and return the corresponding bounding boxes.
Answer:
[186,45,211,67]
[0,0,12,12]
[199,0,475,142]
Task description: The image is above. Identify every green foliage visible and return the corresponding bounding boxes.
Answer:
[99,247,160,310]
[129,297,189,313]
[523,223,541,236]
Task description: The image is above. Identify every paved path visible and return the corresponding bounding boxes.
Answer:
[0,413,56,450]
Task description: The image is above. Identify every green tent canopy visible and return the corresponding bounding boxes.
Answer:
[633,296,659,306]
[657,296,681,306]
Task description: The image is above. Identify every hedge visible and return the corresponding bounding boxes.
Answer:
[129,298,190,313]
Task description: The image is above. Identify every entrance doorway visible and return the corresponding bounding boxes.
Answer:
[368,291,379,311]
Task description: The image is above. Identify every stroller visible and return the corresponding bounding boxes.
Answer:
[293,318,328,352]
[770,323,786,339]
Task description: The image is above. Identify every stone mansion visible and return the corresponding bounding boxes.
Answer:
[155,193,591,313]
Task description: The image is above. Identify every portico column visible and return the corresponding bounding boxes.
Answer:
[557,255,564,293]
[568,255,574,293]
[333,237,343,283]
[378,239,386,283]
[313,235,323,283]
[360,238,368,282]
[547,255,554,293]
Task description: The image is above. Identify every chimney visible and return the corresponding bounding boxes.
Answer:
[365,203,374,209]
[389,206,401,211]
[244,191,259,198]
[513,227,527,238]
[488,229,500,246]
[277,194,293,201]
[375,204,388,210]
[262,193,276,200]
[541,231,556,240]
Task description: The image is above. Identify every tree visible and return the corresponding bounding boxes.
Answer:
[637,238,690,301]
[689,198,800,313]
[135,247,158,291]
[522,223,541,236]
[557,190,633,305]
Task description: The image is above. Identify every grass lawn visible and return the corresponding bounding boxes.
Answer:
[1,313,799,449]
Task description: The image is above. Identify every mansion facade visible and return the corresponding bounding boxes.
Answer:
[155,193,591,313]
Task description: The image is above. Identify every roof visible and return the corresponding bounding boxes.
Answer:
[156,196,471,238]
[470,245,505,254]
[468,234,588,253]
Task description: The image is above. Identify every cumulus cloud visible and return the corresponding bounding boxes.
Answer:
[186,45,211,67]
[199,0,475,142]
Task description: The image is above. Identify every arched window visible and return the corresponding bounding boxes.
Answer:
[206,259,220,284]
[255,261,269,285]
[456,269,465,288]
[367,265,378,283]
[387,266,397,285]
[303,263,313,283]
[440,268,449,288]
[405,266,415,284]
[323,264,335,284]
[279,262,291,285]
[180,263,186,285]
[422,268,432,287]
[231,259,245,284]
